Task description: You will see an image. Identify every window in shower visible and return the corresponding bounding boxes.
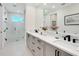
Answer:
[11,15,24,23]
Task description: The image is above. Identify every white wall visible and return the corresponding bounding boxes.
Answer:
[25,5,44,32]
[35,8,44,29]
[25,5,36,32]
[25,4,79,34]
[57,4,79,34]
[45,4,79,34]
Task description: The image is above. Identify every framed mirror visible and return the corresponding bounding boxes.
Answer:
[64,13,79,25]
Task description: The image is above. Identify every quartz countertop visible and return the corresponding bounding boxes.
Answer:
[26,31,79,56]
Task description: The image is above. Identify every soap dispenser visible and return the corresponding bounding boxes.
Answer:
[67,35,71,41]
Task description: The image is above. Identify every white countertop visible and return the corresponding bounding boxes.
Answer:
[26,31,79,56]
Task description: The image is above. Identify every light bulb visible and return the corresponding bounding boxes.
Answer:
[52,5,55,8]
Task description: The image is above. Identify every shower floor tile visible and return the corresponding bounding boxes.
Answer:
[0,40,33,56]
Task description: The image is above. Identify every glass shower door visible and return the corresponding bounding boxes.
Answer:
[7,13,25,43]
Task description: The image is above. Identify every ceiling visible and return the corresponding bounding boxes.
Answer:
[3,3,25,14]
[26,3,72,12]
[3,3,76,14]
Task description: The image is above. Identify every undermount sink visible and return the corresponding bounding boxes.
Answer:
[53,40,79,49]
[40,32,79,49]
[76,47,79,51]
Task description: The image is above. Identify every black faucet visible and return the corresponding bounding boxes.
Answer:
[64,35,71,41]
[73,39,76,43]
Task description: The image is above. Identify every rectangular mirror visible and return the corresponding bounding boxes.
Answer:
[64,13,79,25]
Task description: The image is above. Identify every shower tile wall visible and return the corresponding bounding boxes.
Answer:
[2,6,8,48]
[0,4,25,49]
[0,5,3,49]
[0,4,8,49]
[0,4,6,48]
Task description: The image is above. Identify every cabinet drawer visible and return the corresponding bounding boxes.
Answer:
[30,42,43,56]
[30,46,36,56]
[35,45,43,56]
[35,38,44,45]
[27,35,44,56]
[56,48,72,56]
[27,35,36,49]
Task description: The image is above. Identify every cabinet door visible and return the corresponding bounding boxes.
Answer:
[34,44,43,56]
[45,43,56,56]
[56,49,62,56]
[34,38,44,56]
[61,50,72,56]
[57,48,72,56]
[26,34,30,47]
[27,34,35,49]
[27,34,44,56]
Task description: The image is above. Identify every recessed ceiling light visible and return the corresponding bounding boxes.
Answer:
[52,5,55,8]
[43,3,47,5]
[61,3,66,6]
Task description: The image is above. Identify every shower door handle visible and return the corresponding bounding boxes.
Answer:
[14,27,16,31]
[3,27,8,32]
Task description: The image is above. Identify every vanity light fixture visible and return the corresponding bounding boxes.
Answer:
[0,3,2,6]
[52,5,55,8]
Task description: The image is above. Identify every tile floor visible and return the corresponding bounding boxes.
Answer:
[0,39,33,56]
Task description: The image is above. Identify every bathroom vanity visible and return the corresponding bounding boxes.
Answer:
[26,31,79,56]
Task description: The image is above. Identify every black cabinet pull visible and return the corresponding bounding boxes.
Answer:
[55,50,57,56]
[32,42,35,45]
[37,47,41,50]
[73,39,76,43]
[57,51,60,56]
[37,40,41,42]
[32,49,35,52]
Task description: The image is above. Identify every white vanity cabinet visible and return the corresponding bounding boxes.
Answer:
[34,38,44,56]
[57,49,72,56]
[44,43,56,56]
[27,34,44,56]
[27,34,34,49]
[27,34,36,55]
[33,38,44,56]
[44,42,72,56]
[26,33,72,56]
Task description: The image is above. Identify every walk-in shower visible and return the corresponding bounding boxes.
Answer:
[3,3,25,43]
[7,12,25,43]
